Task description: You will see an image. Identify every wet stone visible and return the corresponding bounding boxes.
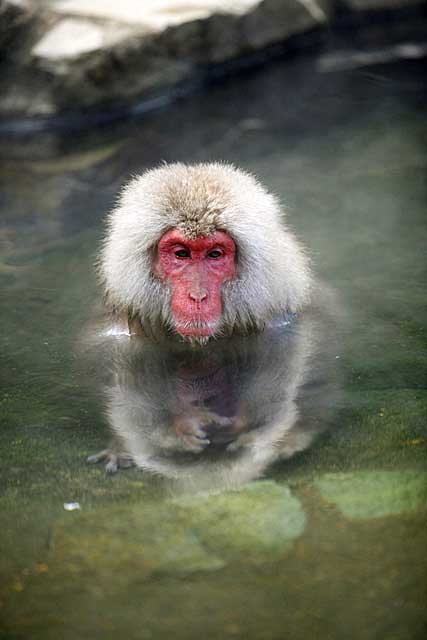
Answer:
[52,481,306,579]
[1,0,332,117]
[314,470,427,519]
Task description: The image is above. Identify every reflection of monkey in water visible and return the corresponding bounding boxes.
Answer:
[172,356,247,452]
[89,312,338,493]
[87,163,339,490]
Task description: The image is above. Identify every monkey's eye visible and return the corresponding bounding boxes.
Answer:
[174,249,190,258]
[207,250,222,259]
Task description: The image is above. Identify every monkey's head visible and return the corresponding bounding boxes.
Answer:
[99,163,312,342]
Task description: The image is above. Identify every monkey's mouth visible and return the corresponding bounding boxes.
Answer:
[174,319,220,339]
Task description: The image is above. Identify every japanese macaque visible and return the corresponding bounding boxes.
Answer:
[87,163,339,485]
[98,163,312,342]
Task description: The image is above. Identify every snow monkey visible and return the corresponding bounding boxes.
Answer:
[99,163,312,342]
[88,164,339,478]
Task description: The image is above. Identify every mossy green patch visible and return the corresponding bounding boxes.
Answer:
[314,470,427,519]
[172,481,306,557]
[52,481,305,580]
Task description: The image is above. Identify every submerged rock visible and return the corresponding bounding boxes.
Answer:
[52,481,306,579]
[315,470,427,519]
[171,481,306,557]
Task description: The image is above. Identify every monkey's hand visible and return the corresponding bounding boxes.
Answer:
[87,448,134,474]
[174,409,234,452]
[174,415,210,452]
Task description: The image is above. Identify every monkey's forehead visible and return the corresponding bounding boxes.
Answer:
[161,173,233,238]
[122,163,280,235]
[110,162,291,262]
[174,216,221,240]
[158,228,236,251]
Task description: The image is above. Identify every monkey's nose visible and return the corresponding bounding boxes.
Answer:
[189,289,207,302]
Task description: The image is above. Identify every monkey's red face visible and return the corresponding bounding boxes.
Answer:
[155,229,236,339]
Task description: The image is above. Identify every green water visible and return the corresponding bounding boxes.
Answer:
[0,56,426,639]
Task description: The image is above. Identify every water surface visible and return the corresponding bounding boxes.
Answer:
[0,55,426,639]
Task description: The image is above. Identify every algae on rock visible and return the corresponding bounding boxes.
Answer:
[315,470,427,519]
[52,481,306,580]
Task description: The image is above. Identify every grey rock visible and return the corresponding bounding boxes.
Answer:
[0,0,37,60]
[32,17,137,60]
[0,0,421,119]
[242,0,330,50]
